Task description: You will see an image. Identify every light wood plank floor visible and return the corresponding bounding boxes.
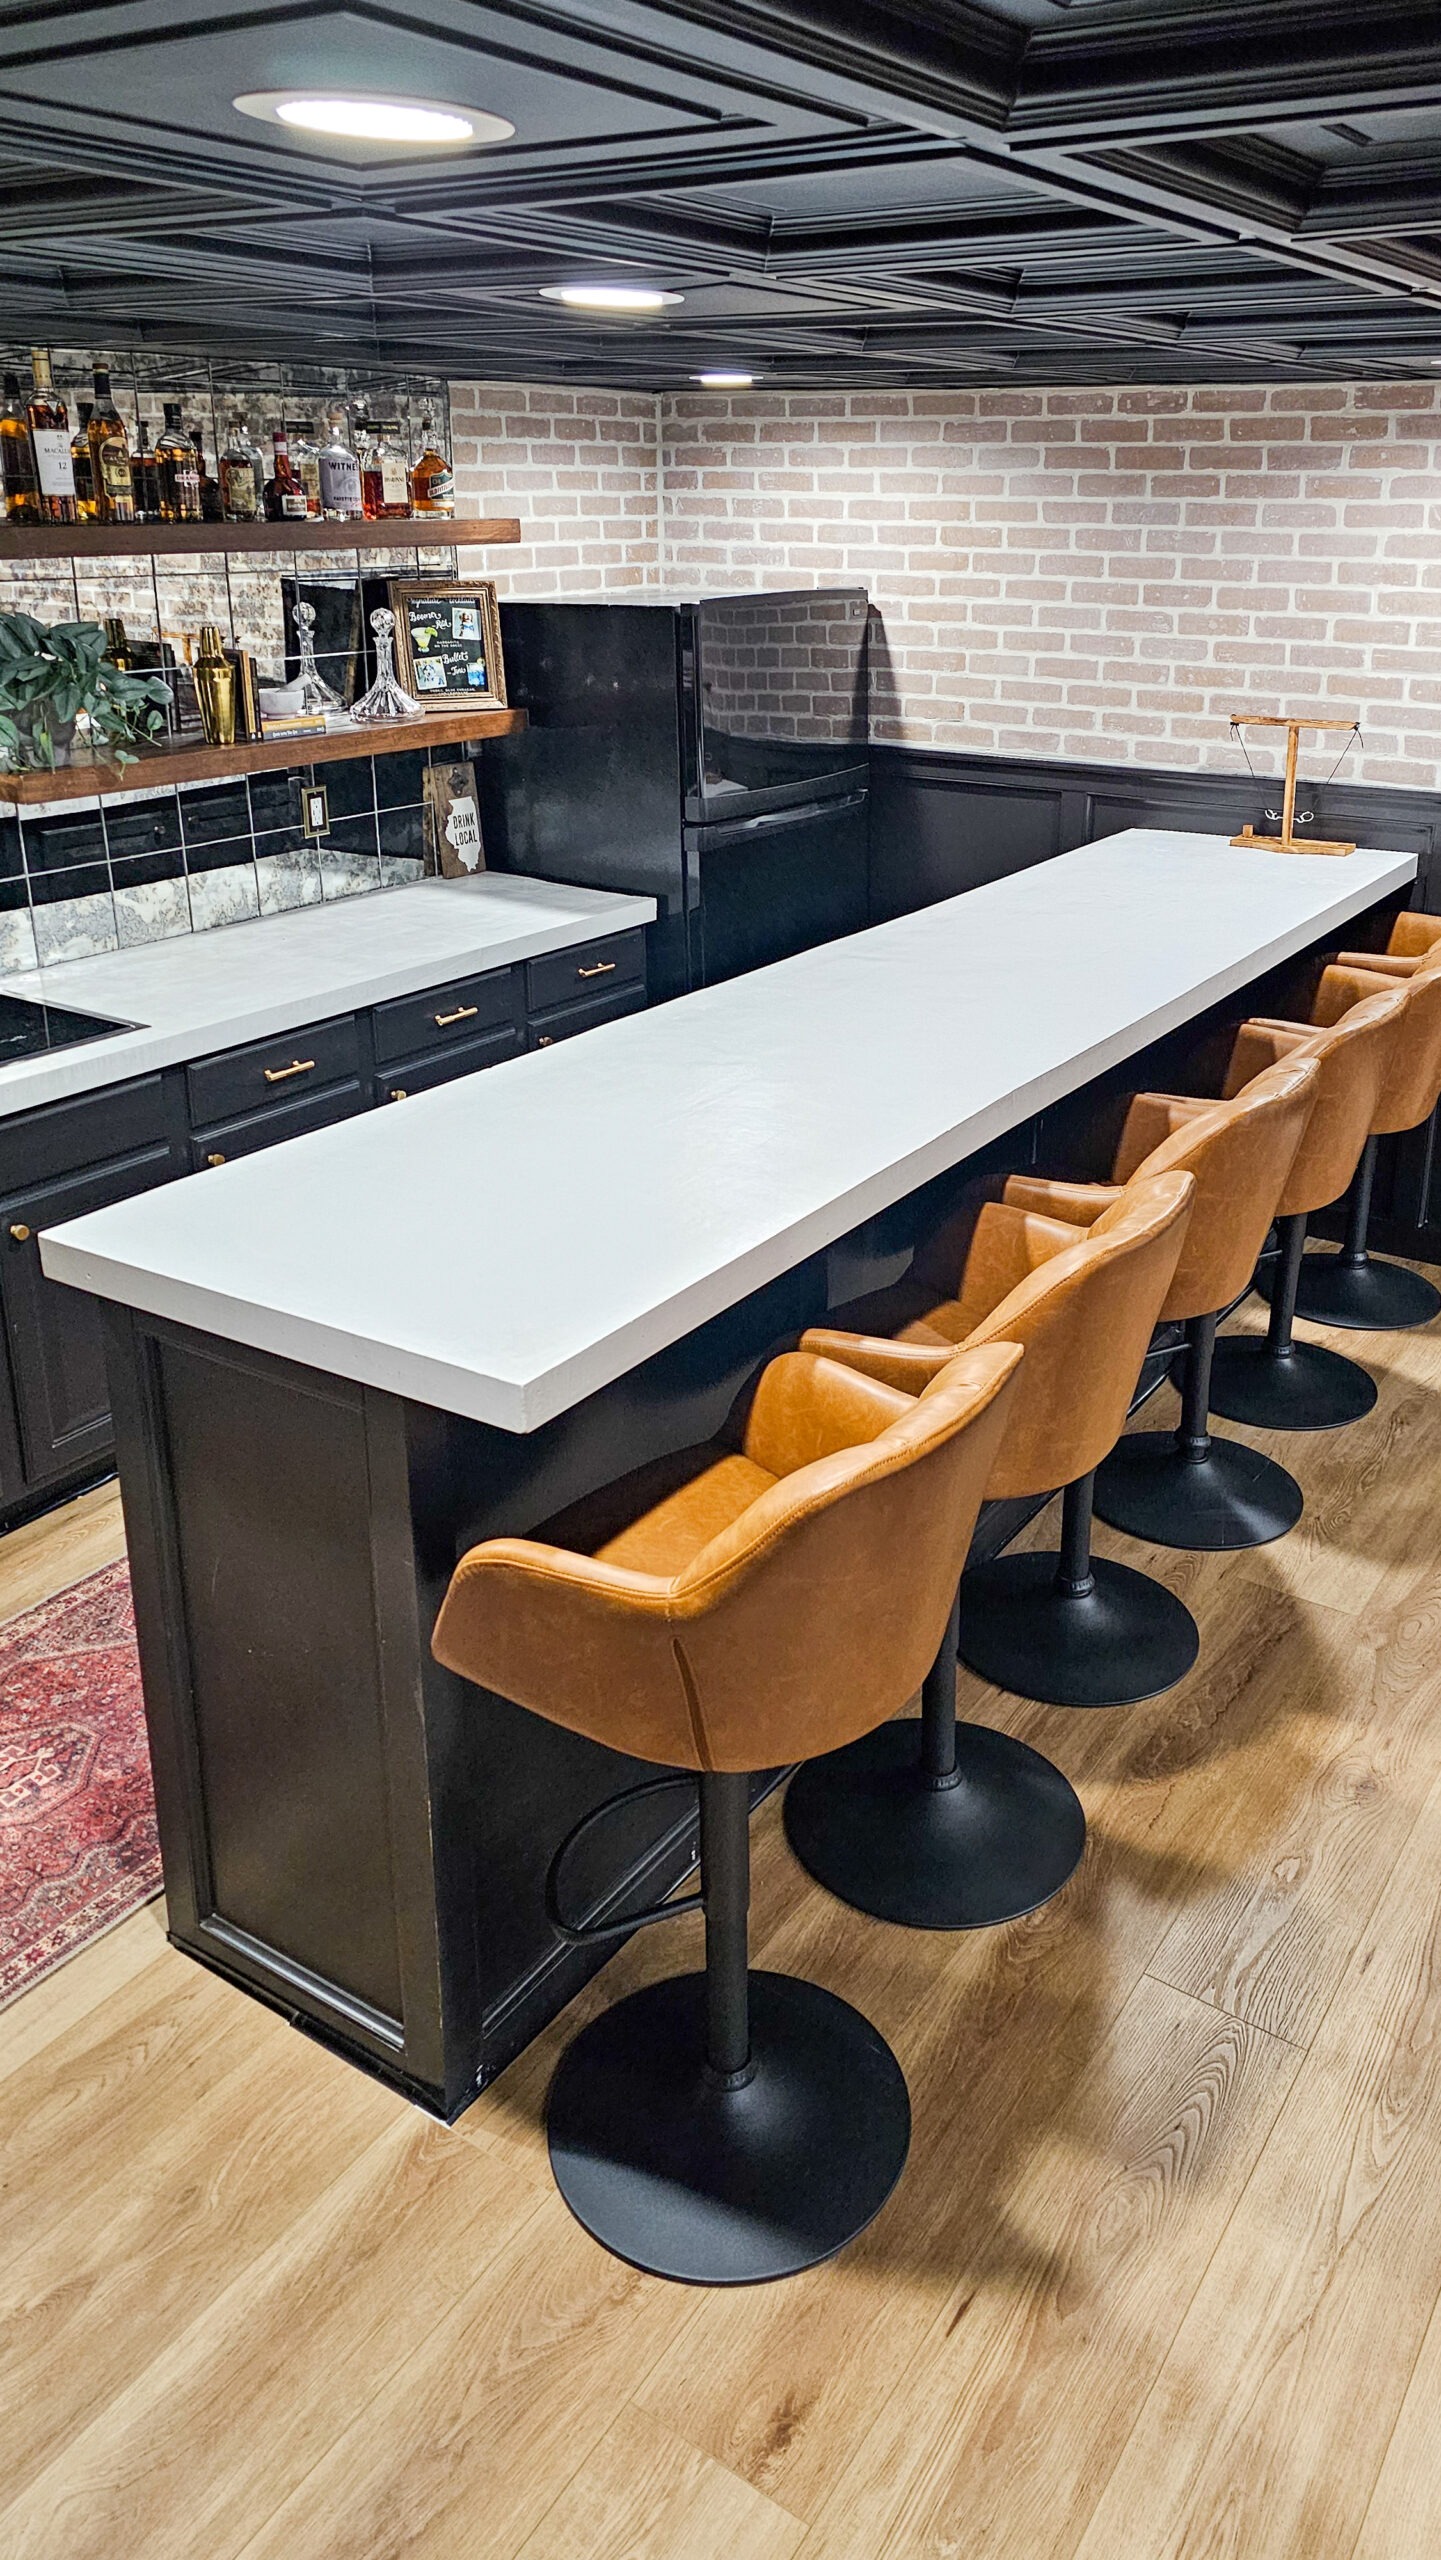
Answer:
[6,1281,1441,2559]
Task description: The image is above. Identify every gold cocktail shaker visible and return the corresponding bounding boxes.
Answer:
[194,623,236,746]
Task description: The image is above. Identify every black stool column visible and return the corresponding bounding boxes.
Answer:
[954,1470,1199,1708]
[784,1589,1086,1930]
[1288,1138,1441,1332]
[1093,1312,1303,1550]
[548,1768,911,2283]
[1209,1212,1378,1430]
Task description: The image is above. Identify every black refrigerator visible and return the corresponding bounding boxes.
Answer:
[477,589,870,1000]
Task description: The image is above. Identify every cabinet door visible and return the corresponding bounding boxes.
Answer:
[1,1143,177,1491]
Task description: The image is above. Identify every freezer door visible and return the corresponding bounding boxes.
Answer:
[686,791,869,986]
[689,590,869,821]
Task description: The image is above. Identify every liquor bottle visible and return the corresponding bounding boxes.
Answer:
[359,417,409,519]
[188,422,224,522]
[27,350,77,524]
[0,374,42,524]
[88,367,135,523]
[70,403,97,521]
[156,403,201,521]
[219,413,263,522]
[103,615,133,671]
[264,426,309,522]
[408,412,455,515]
[287,421,322,516]
[132,418,163,522]
[317,409,363,519]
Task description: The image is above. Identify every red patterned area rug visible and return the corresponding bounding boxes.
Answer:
[0,1558,160,2011]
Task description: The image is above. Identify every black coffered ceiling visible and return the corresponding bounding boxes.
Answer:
[5,0,1441,387]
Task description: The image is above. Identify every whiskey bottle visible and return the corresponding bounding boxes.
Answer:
[287,421,322,516]
[88,367,135,523]
[219,413,263,521]
[132,418,163,522]
[0,374,42,524]
[408,413,455,515]
[264,426,309,521]
[187,422,224,522]
[70,403,97,521]
[155,402,201,521]
[359,417,409,519]
[317,409,363,519]
[27,351,77,524]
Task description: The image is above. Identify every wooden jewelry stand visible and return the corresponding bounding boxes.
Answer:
[1229,713,1358,856]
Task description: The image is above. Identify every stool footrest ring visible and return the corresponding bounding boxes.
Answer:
[545,1773,703,1945]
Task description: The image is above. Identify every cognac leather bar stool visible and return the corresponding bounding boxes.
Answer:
[1208,980,1408,1434]
[1282,935,1441,1333]
[992,1056,1320,1553]
[781,1173,1191,1940]
[431,1339,1022,2287]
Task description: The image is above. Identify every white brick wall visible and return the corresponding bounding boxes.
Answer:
[454,377,1441,791]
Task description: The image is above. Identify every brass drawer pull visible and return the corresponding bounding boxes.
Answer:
[206,1153,226,1168]
[8,1223,31,1242]
[434,1004,478,1027]
[388,1089,408,1103]
[577,961,616,979]
[536,1035,555,1048]
[262,1058,316,1084]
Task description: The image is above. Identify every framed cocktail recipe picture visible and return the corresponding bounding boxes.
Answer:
[388,579,507,710]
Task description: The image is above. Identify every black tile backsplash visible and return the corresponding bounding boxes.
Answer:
[2,743,461,962]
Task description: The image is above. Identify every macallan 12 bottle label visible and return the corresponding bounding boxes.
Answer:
[31,428,76,498]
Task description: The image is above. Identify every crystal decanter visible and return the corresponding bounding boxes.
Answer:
[292,599,342,713]
[351,607,423,722]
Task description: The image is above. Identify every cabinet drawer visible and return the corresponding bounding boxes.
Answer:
[528,983,647,1050]
[372,966,521,1065]
[0,1073,169,1192]
[525,930,645,1017]
[190,1081,364,1172]
[187,1015,359,1127]
[375,1023,522,1104]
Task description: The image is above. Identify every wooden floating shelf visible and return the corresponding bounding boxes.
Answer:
[0,707,528,805]
[0,515,521,562]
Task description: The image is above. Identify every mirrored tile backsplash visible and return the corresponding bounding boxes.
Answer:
[0,748,442,975]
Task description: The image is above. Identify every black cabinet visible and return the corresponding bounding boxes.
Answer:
[0,934,648,1528]
[1,1141,179,1490]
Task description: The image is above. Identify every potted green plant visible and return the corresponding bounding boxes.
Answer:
[0,612,171,773]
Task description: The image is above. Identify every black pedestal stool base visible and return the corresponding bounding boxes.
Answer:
[1211,1209,1377,1432]
[1095,1428,1302,1551]
[1207,1331,1377,1432]
[548,1968,910,2285]
[1289,1250,1441,1335]
[784,1716,1086,1931]
[955,1471,1199,1709]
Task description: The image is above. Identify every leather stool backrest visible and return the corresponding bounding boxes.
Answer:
[1107,1055,1319,1321]
[1390,914,1441,964]
[430,1339,1023,1774]
[1223,985,1407,1218]
[1311,959,1441,1139]
[956,1170,1193,1502]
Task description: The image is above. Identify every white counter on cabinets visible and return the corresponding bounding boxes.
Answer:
[41,829,1416,1432]
[0,871,656,1118]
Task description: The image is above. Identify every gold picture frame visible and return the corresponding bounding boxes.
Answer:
[387,579,507,711]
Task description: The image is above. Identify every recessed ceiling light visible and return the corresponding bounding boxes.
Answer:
[232,92,509,147]
[694,371,755,386]
[540,284,683,313]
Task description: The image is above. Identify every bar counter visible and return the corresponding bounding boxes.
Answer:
[40,829,1418,2114]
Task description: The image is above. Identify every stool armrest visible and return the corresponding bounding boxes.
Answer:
[1001,1173,1120,1226]
[1110,1092,1216,1184]
[1334,949,1427,979]
[740,1351,914,1477]
[1223,1019,1323,1097]
[799,1329,953,1392]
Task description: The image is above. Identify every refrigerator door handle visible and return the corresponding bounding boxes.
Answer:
[698,790,868,846]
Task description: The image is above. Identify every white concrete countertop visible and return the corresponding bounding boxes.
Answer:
[0,873,656,1120]
[42,830,1416,1433]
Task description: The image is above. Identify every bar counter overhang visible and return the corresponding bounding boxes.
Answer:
[40,830,1418,2116]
